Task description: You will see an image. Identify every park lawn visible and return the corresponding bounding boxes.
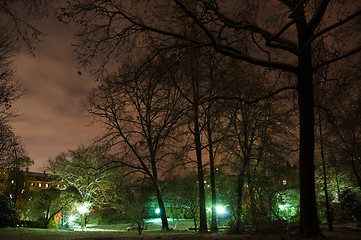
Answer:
[0,227,199,240]
[0,223,361,240]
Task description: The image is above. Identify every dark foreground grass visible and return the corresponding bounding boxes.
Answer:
[0,224,360,240]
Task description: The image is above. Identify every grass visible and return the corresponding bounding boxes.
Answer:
[1,221,361,240]
[0,219,198,240]
[0,227,201,240]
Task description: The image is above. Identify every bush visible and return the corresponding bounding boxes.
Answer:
[339,189,361,222]
[0,194,18,227]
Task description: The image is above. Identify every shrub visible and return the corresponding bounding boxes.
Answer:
[0,194,18,227]
[339,189,361,222]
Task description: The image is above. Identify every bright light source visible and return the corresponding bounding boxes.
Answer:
[69,215,76,222]
[206,207,212,212]
[77,202,91,214]
[278,204,286,211]
[216,205,226,214]
[155,208,160,214]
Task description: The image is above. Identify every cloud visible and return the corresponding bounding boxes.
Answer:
[10,17,103,172]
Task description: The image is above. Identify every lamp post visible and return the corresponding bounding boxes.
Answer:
[77,202,91,230]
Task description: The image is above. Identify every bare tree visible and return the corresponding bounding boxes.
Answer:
[331,87,361,192]
[84,58,184,230]
[0,0,53,52]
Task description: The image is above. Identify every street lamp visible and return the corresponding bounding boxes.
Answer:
[76,202,91,229]
[155,208,160,214]
[216,205,226,215]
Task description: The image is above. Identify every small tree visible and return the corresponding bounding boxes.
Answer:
[30,186,81,228]
[49,146,110,208]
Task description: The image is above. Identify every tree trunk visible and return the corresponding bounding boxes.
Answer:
[247,175,257,227]
[153,180,169,230]
[194,115,208,232]
[297,70,320,236]
[235,172,245,232]
[193,216,198,231]
[296,6,321,236]
[319,113,333,231]
[208,119,218,231]
[350,155,361,191]
[191,48,207,232]
[297,56,320,237]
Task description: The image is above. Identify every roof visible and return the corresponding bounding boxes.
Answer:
[25,171,54,182]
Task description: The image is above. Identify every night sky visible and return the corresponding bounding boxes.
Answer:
[12,16,103,172]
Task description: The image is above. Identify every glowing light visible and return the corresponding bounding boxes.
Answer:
[77,202,91,214]
[278,204,286,211]
[155,208,160,214]
[69,215,76,222]
[216,205,226,214]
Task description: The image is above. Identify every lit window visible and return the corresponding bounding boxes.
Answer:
[38,183,42,187]
[282,180,287,185]
[45,184,49,188]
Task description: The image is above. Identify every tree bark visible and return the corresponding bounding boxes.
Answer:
[191,48,207,233]
[236,171,245,232]
[297,71,320,236]
[318,113,333,231]
[151,156,169,230]
[296,5,321,236]
[297,49,320,237]
[154,182,169,230]
[194,113,208,232]
[207,117,218,231]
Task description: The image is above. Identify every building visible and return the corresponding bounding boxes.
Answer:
[0,169,65,196]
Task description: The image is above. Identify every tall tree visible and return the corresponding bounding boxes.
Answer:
[62,1,361,236]
[85,58,184,230]
[164,48,229,232]
[331,86,361,192]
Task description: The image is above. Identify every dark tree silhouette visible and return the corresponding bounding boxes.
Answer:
[84,59,184,230]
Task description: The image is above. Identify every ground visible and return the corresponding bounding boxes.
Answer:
[0,222,360,240]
